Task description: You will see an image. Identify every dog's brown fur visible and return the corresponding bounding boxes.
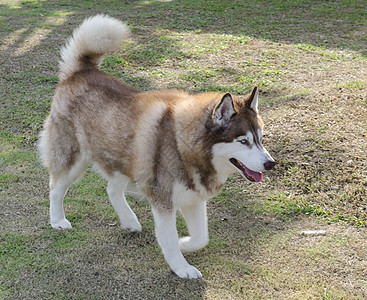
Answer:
[41,62,261,211]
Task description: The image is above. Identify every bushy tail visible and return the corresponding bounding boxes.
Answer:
[59,14,129,81]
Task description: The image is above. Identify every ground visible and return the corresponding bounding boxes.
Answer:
[0,0,366,299]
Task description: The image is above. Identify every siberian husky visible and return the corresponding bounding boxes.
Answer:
[39,15,276,279]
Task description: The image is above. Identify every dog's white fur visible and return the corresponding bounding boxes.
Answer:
[39,15,275,279]
[59,14,129,81]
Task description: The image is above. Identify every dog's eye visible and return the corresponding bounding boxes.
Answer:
[240,139,249,145]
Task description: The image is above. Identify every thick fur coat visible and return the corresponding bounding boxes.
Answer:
[39,15,275,278]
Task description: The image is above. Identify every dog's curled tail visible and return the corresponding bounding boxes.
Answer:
[59,14,129,81]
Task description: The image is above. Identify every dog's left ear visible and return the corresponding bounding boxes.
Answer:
[213,93,236,127]
[245,86,259,113]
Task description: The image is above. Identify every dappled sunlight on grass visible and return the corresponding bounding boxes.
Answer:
[1,13,70,56]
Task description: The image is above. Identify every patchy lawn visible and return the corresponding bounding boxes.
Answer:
[1,0,366,298]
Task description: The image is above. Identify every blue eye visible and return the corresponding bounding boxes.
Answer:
[240,139,248,145]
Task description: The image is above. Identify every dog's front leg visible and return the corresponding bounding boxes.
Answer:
[151,207,202,279]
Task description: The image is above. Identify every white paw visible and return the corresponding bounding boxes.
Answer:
[179,236,208,253]
[121,217,142,232]
[174,264,202,279]
[179,237,193,253]
[51,218,72,229]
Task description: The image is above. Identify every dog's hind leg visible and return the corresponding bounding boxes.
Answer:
[178,201,209,253]
[49,157,88,229]
[106,174,142,232]
[40,116,88,229]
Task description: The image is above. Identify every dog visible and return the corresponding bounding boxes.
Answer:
[39,15,276,279]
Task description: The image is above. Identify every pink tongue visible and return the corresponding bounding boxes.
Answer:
[244,166,262,182]
[229,158,262,182]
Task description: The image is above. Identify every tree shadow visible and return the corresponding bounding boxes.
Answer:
[132,0,367,56]
[1,0,366,65]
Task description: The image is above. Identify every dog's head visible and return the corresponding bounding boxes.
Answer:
[211,87,275,182]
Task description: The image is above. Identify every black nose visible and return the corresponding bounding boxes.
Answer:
[264,160,276,170]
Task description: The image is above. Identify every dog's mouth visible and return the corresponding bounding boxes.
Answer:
[229,158,262,182]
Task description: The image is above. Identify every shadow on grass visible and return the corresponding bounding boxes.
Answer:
[1,0,366,138]
[1,0,366,56]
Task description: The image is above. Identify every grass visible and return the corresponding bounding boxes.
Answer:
[1,0,367,298]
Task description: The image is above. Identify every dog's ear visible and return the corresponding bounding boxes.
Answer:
[244,86,259,113]
[213,93,236,127]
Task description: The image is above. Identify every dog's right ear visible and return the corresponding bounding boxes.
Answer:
[213,93,236,127]
[244,86,259,113]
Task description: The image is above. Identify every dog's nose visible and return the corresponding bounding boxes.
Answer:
[264,160,276,170]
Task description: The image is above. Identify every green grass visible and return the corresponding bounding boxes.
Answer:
[337,80,367,89]
[1,0,367,298]
[0,230,96,297]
